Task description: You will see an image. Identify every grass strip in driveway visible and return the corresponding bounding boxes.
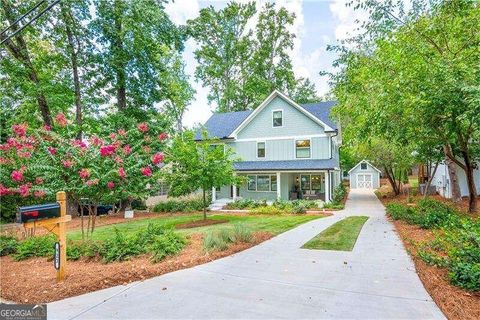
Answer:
[302,216,369,251]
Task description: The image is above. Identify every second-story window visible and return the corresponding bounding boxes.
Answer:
[272,110,283,127]
[257,142,265,158]
[296,139,311,158]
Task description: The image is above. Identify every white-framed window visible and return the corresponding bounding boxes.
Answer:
[361,162,368,170]
[272,110,283,127]
[245,174,277,192]
[247,175,257,191]
[300,175,310,190]
[257,141,266,158]
[296,139,311,158]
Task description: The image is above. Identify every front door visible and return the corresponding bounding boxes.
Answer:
[230,186,240,197]
[357,174,372,188]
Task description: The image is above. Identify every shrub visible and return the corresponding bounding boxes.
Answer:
[100,228,143,262]
[14,235,56,261]
[148,229,186,263]
[131,199,147,210]
[67,240,102,260]
[332,184,347,204]
[385,203,419,224]
[203,224,253,251]
[152,195,206,213]
[0,235,18,256]
[323,203,344,210]
[250,206,284,215]
[416,199,459,229]
[291,204,306,214]
[227,199,267,210]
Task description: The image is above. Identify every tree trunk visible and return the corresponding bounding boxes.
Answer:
[423,161,439,198]
[443,145,462,202]
[384,167,400,195]
[461,151,478,212]
[113,0,127,111]
[61,5,83,139]
[80,202,85,240]
[202,188,207,220]
[1,0,52,126]
[91,205,98,234]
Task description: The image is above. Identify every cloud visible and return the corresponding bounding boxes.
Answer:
[329,0,368,41]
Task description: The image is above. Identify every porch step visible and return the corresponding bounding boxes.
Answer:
[209,198,235,211]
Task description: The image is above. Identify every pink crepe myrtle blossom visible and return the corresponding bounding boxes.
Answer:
[47,146,57,155]
[18,184,31,197]
[122,144,132,155]
[73,139,87,149]
[62,160,73,168]
[114,156,123,164]
[118,129,127,136]
[142,146,151,154]
[85,179,99,186]
[11,170,24,182]
[55,113,68,127]
[0,184,10,196]
[34,190,46,198]
[35,177,43,184]
[12,123,27,136]
[107,181,115,189]
[152,152,164,165]
[100,145,116,157]
[109,133,117,140]
[43,124,52,131]
[79,168,90,179]
[137,122,149,133]
[17,150,31,159]
[118,167,126,178]
[141,167,152,177]
[90,136,103,146]
[158,132,168,141]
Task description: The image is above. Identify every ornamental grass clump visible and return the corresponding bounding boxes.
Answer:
[203,224,253,252]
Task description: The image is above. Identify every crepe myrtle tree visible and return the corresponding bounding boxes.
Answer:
[164,130,240,219]
[0,115,168,235]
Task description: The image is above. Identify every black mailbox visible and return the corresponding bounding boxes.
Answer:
[17,202,61,223]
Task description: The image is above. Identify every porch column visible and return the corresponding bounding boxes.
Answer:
[324,171,331,203]
[276,172,281,200]
[212,187,216,202]
[232,184,237,200]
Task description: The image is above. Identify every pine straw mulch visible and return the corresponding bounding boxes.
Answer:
[0,232,272,304]
[392,219,480,320]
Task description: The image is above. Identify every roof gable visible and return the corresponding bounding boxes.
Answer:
[348,160,382,174]
[230,90,335,138]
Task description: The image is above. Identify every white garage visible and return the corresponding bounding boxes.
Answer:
[349,160,381,189]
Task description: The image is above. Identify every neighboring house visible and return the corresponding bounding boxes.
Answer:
[348,160,381,189]
[430,161,480,198]
[195,90,342,203]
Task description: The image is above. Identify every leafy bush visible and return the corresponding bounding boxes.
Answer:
[323,203,344,210]
[152,195,206,213]
[0,235,18,256]
[385,203,419,224]
[291,204,306,214]
[131,199,147,210]
[250,206,284,215]
[148,229,186,262]
[226,199,267,210]
[67,240,102,260]
[100,228,143,262]
[416,199,459,229]
[14,235,56,261]
[332,183,347,204]
[203,224,253,251]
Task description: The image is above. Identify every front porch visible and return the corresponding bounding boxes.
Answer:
[212,171,338,203]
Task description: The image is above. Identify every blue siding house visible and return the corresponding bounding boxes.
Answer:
[196,90,342,203]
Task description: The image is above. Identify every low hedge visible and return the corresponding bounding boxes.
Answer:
[386,199,479,292]
[152,195,207,213]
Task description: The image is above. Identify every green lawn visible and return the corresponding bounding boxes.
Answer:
[302,216,369,251]
[68,214,322,241]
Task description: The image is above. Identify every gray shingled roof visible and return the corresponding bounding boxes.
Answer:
[195,101,337,140]
[233,159,340,171]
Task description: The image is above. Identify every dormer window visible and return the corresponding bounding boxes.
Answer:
[361,162,367,170]
[272,110,283,127]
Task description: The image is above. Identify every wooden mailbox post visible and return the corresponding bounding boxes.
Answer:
[22,191,71,281]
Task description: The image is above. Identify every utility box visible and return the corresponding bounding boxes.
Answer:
[17,203,61,223]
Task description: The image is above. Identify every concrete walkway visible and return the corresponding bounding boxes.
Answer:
[49,189,444,319]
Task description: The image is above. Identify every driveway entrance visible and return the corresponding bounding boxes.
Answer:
[49,189,444,319]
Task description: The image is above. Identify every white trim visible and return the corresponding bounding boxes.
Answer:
[235,133,329,142]
[276,172,281,200]
[356,173,373,189]
[237,169,339,174]
[329,136,332,159]
[294,138,312,159]
[229,90,334,138]
[272,109,283,128]
[325,171,330,203]
[256,141,266,159]
[211,187,216,202]
[348,160,382,174]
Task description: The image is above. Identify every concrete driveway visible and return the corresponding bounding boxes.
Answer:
[49,189,444,319]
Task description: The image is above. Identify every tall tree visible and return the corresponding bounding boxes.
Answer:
[92,0,185,115]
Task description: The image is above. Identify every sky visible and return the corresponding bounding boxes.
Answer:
[164,0,366,128]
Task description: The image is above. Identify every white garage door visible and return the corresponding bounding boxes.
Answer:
[357,174,373,189]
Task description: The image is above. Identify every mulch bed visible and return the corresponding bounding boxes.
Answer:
[392,219,480,320]
[175,219,229,229]
[0,232,272,304]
